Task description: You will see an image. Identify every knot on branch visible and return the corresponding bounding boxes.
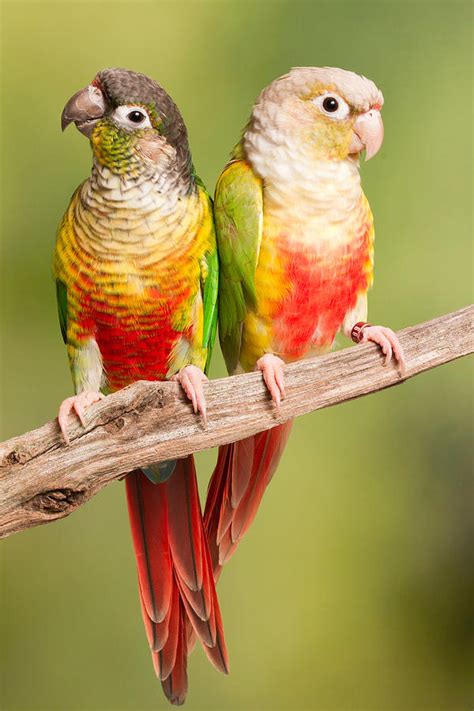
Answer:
[5,450,23,465]
[27,488,87,515]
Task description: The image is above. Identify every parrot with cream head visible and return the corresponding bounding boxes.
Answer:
[53,68,227,705]
[204,67,405,577]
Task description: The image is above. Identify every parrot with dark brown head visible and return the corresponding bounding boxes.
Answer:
[54,67,225,705]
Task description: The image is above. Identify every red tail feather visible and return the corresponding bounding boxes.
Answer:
[138,583,170,652]
[200,541,229,674]
[126,471,172,623]
[126,457,228,706]
[166,463,203,591]
[204,423,292,579]
[156,582,181,681]
[160,600,188,706]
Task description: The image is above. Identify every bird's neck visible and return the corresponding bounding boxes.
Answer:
[243,127,363,221]
[90,157,193,204]
[70,162,199,260]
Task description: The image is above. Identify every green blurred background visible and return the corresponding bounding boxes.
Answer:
[1,1,472,710]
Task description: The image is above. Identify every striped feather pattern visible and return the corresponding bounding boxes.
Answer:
[54,167,213,389]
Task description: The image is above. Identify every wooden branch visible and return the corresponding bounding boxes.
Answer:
[0,306,472,539]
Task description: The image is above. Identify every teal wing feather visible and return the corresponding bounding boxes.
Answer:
[213,159,263,373]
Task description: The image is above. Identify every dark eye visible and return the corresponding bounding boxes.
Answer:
[127,110,146,124]
[322,96,339,113]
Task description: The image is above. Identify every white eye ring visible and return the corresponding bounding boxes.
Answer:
[313,93,350,120]
[112,105,153,129]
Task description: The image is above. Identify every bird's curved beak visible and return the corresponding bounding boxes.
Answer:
[349,108,384,161]
[61,84,106,137]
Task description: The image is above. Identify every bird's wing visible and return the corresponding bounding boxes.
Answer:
[214,159,263,373]
[56,278,68,344]
[195,179,219,375]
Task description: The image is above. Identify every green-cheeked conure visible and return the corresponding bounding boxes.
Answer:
[53,68,227,705]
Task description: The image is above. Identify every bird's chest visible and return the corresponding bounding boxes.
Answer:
[70,214,200,327]
[60,189,205,384]
[75,251,200,387]
[255,196,373,358]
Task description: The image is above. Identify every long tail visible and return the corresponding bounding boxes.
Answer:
[126,456,228,706]
[204,422,292,580]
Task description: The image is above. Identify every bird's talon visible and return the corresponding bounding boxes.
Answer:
[256,354,286,410]
[57,390,104,443]
[175,365,208,423]
[360,325,405,373]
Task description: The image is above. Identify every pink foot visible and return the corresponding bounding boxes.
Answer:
[58,390,105,443]
[256,353,286,410]
[173,365,208,425]
[360,325,406,373]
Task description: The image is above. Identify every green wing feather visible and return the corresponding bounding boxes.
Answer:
[196,180,219,375]
[213,159,263,373]
[56,279,68,344]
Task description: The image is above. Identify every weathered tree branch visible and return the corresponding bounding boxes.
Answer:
[0,306,472,539]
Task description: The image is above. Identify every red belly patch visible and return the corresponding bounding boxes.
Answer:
[75,285,194,391]
[274,228,372,358]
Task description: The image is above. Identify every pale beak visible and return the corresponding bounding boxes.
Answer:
[61,84,106,137]
[349,108,384,161]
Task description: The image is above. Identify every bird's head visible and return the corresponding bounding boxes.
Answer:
[61,68,191,178]
[251,66,384,162]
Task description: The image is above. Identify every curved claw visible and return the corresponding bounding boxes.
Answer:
[174,365,209,425]
[256,353,286,413]
[361,325,406,374]
[58,390,105,444]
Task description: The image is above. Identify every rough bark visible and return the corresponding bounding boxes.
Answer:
[0,305,472,539]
